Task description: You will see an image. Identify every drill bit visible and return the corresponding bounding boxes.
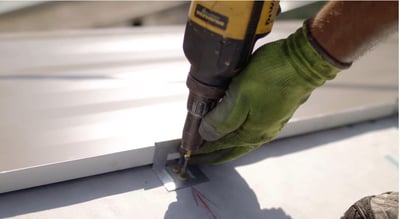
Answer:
[179,150,191,179]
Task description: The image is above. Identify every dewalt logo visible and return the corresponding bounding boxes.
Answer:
[195,4,228,30]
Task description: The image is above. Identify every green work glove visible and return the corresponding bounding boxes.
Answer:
[191,23,348,164]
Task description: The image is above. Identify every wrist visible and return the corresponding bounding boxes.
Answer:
[308,1,398,64]
[305,19,352,69]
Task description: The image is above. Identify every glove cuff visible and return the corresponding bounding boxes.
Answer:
[286,21,351,87]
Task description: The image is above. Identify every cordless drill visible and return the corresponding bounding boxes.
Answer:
[178,1,280,176]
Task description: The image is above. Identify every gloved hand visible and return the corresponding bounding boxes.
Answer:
[190,22,348,164]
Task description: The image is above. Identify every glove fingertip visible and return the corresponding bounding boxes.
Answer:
[199,119,224,141]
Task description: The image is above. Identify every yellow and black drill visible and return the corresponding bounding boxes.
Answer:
[178,1,280,176]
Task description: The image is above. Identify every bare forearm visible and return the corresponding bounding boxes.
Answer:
[309,1,398,64]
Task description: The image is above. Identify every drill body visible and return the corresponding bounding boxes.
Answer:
[179,1,280,173]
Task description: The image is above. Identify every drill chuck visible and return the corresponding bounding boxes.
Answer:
[180,75,225,153]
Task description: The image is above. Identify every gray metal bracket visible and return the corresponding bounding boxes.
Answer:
[152,139,209,191]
